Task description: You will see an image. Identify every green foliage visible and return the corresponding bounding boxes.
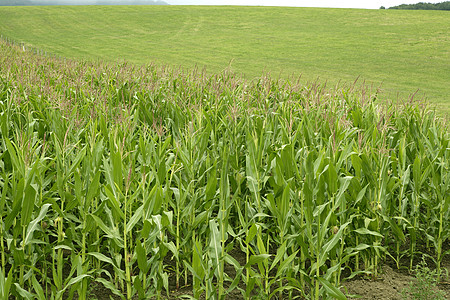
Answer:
[0,0,168,5]
[401,259,447,300]
[0,39,449,299]
[389,1,450,10]
[0,5,448,115]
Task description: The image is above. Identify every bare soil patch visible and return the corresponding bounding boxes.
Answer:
[85,255,450,299]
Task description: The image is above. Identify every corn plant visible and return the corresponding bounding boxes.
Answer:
[0,38,449,299]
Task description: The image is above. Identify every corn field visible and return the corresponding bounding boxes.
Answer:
[0,39,449,299]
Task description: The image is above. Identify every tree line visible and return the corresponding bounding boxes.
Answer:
[381,1,450,10]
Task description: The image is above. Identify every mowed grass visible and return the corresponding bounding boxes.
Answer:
[0,5,449,114]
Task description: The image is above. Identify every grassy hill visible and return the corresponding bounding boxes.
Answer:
[0,5,448,114]
[0,0,169,5]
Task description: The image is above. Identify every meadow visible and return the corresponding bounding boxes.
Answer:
[0,5,449,114]
[0,33,449,299]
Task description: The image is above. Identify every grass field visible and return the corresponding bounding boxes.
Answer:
[0,5,449,114]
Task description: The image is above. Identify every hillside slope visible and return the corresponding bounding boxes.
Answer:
[0,5,448,113]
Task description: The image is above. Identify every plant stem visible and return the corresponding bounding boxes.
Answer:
[176,208,180,290]
[124,194,132,299]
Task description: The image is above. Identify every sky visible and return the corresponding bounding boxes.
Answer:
[166,1,441,9]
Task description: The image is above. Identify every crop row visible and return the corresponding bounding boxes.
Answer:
[0,40,448,299]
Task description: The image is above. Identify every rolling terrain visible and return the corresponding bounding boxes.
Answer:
[0,5,448,114]
[0,5,449,298]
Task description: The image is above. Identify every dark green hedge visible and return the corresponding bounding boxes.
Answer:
[388,1,450,10]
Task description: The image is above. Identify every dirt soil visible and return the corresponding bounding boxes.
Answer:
[85,266,449,299]
[83,252,450,299]
[343,265,421,300]
[343,258,450,300]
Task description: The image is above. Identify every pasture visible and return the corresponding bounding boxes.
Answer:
[0,5,449,114]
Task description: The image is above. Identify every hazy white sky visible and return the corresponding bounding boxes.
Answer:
[167,1,440,9]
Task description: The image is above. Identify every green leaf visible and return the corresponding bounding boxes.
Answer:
[225,254,243,293]
[136,239,149,273]
[205,163,217,201]
[354,228,383,238]
[56,274,92,298]
[88,252,116,267]
[111,149,123,193]
[382,214,405,242]
[249,213,271,221]
[347,270,373,280]
[21,180,38,229]
[317,277,347,300]
[193,211,208,229]
[157,158,166,184]
[413,156,421,192]
[90,215,124,247]
[256,232,267,255]
[245,254,271,267]
[163,241,179,259]
[275,250,298,278]
[319,221,351,267]
[54,244,73,251]
[14,283,34,299]
[326,162,338,195]
[336,176,353,205]
[133,276,145,299]
[126,205,143,234]
[96,278,126,300]
[0,268,13,299]
[85,170,101,208]
[192,238,205,280]
[4,191,21,232]
[279,183,291,221]
[24,203,51,246]
[162,272,169,292]
[351,243,371,251]
[270,241,286,271]
[0,175,8,215]
[354,184,368,205]
[65,147,86,183]
[104,185,125,220]
[4,138,23,175]
[65,274,92,288]
[246,223,258,244]
[209,220,222,267]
